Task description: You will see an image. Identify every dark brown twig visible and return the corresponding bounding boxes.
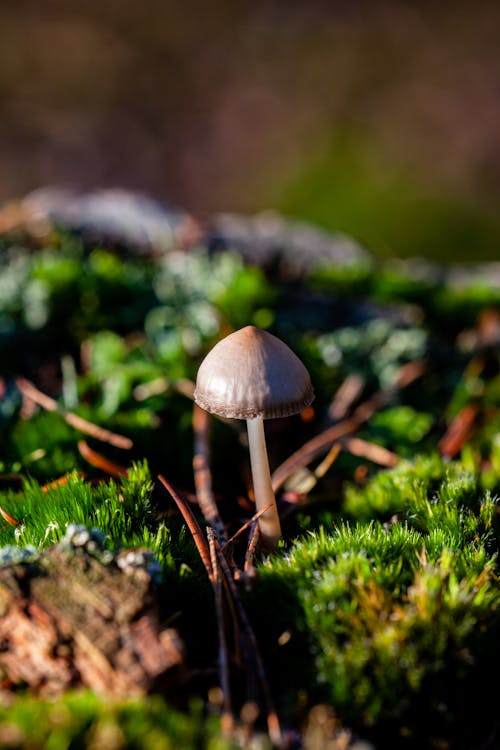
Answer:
[157,474,213,581]
[223,503,273,550]
[193,404,227,541]
[214,537,282,747]
[208,528,234,737]
[244,522,260,576]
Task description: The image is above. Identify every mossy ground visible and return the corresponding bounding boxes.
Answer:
[0,227,499,748]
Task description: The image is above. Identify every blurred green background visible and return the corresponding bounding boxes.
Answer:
[1,0,499,262]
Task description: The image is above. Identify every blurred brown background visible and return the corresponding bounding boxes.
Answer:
[1,0,499,260]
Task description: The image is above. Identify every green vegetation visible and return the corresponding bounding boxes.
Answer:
[0,693,239,750]
[0,225,499,748]
[270,131,500,263]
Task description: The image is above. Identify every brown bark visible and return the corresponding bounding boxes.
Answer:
[0,543,183,698]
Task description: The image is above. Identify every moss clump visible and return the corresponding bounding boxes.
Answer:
[253,456,499,747]
[1,217,499,748]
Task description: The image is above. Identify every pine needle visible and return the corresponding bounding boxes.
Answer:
[157,473,213,581]
[223,503,273,550]
[439,404,479,459]
[78,441,129,478]
[340,436,398,467]
[0,504,20,526]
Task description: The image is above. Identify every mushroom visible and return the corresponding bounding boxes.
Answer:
[194,325,314,548]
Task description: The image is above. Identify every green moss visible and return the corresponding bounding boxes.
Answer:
[0,692,239,750]
[256,461,499,744]
[1,218,499,748]
[0,463,153,550]
[343,455,499,537]
[310,256,500,335]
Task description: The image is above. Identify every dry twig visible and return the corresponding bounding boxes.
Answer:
[244,522,260,577]
[15,377,133,450]
[328,373,365,421]
[272,360,425,491]
[214,536,282,747]
[192,404,227,541]
[339,436,398,467]
[223,503,273,550]
[208,528,234,737]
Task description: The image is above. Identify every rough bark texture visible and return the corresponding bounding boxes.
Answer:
[0,544,184,698]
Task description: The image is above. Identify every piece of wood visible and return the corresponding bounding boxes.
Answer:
[0,542,184,698]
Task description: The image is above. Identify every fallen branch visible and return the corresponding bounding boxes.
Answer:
[15,377,133,450]
[272,360,425,491]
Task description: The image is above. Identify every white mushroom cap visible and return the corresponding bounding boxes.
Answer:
[194,326,314,419]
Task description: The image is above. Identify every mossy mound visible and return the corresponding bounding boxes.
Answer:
[0,212,499,748]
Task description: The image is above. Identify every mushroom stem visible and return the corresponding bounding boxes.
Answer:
[246,416,281,549]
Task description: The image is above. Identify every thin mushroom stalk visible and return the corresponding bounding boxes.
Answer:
[246,416,281,548]
[193,326,314,549]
